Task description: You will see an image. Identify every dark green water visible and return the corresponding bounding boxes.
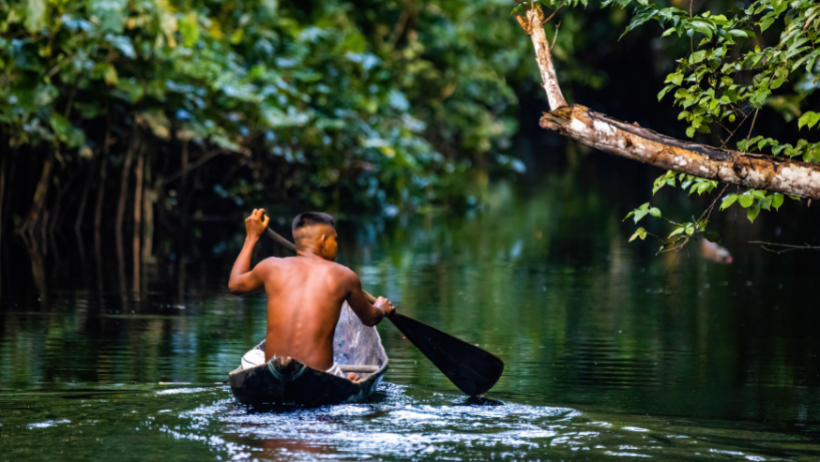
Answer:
[2,167,820,460]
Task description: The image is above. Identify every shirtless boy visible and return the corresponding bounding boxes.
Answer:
[228,209,395,381]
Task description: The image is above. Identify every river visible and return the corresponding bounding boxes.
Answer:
[2,163,819,460]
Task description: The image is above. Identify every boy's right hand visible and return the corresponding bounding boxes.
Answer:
[245,208,270,240]
[374,296,396,317]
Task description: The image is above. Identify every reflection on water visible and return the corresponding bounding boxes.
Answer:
[2,165,820,460]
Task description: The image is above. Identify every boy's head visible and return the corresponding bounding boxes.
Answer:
[292,212,337,261]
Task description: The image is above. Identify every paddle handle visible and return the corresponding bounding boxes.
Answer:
[264,228,382,306]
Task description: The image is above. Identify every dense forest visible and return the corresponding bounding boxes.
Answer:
[0,0,543,247]
[2,0,818,257]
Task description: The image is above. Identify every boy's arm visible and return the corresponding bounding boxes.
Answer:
[228,209,270,295]
[344,270,394,327]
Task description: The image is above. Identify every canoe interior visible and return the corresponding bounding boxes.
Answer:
[229,302,388,406]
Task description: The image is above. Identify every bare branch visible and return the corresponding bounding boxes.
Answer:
[542,5,563,24]
[720,109,753,148]
[160,148,224,188]
[746,108,759,142]
[748,241,820,254]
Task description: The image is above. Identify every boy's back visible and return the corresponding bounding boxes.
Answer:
[228,209,394,375]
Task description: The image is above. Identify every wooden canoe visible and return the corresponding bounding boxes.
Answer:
[228,302,389,406]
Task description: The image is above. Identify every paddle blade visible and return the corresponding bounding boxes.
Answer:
[388,313,504,396]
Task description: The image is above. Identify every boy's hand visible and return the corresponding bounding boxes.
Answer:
[374,296,396,317]
[245,208,270,240]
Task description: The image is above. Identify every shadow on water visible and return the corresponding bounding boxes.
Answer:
[2,162,820,460]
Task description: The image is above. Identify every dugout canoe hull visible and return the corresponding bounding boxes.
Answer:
[228,302,388,406]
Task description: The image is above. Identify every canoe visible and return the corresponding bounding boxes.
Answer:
[228,302,389,406]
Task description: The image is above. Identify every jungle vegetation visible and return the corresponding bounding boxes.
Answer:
[0,0,540,250]
[2,0,818,263]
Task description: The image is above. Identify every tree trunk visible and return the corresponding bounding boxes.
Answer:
[21,151,55,238]
[0,153,6,249]
[133,147,145,294]
[50,164,82,237]
[180,139,189,231]
[116,132,138,256]
[94,151,108,251]
[520,7,820,200]
[75,155,94,233]
[95,127,114,249]
[142,154,155,265]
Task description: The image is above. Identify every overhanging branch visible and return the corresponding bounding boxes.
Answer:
[541,105,820,200]
[519,5,820,200]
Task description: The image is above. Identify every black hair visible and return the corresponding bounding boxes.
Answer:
[292,212,335,233]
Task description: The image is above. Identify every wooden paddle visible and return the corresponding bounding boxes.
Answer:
[264,227,504,397]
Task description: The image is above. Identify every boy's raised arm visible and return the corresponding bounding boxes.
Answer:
[228,209,270,295]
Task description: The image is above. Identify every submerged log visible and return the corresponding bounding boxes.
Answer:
[518,5,820,200]
[541,105,820,200]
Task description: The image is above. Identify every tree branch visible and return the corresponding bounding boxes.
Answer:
[748,241,820,254]
[517,5,567,110]
[523,15,820,200]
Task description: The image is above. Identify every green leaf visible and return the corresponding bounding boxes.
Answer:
[669,226,686,238]
[760,195,773,211]
[746,204,761,223]
[139,110,171,140]
[179,12,201,48]
[720,193,738,210]
[798,112,820,130]
[772,193,784,211]
[648,207,661,218]
[24,0,47,33]
[689,20,714,40]
[629,227,647,242]
[738,193,754,208]
[104,64,118,85]
[90,0,127,34]
[114,78,143,103]
[689,50,707,64]
[759,17,775,32]
[658,84,675,102]
[49,113,86,148]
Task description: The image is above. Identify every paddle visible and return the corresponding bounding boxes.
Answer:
[264,226,505,397]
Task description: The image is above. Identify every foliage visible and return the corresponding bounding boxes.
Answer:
[581,0,820,246]
[0,0,533,222]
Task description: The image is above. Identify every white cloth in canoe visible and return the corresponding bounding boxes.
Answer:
[240,348,346,378]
